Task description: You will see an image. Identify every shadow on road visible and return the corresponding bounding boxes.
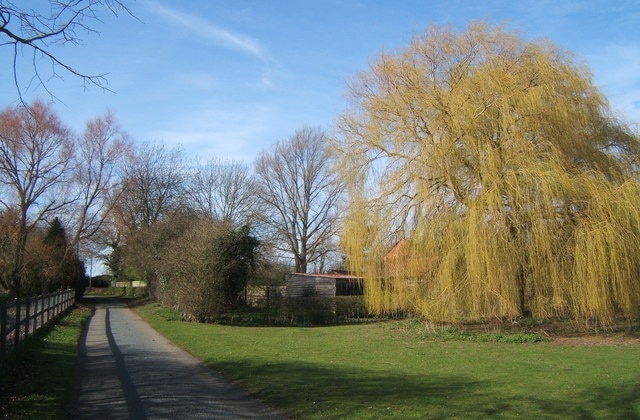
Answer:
[71,295,286,419]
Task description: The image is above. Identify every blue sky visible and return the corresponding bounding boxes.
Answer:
[1,0,639,162]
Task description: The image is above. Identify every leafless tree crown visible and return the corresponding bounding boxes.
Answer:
[255,126,344,273]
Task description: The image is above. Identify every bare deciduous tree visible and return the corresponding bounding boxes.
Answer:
[0,100,74,294]
[255,126,344,273]
[66,111,132,253]
[188,158,258,226]
[116,142,187,232]
[0,0,130,101]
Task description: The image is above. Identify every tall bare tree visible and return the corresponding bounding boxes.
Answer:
[66,111,132,253]
[254,126,344,273]
[0,100,74,294]
[188,158,258,226]
[115,142,187,232]
[0,0,130,101]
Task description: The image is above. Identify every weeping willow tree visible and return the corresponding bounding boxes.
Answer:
[335,22,640,324]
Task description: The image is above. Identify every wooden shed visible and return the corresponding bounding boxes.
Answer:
[285,273,363,298]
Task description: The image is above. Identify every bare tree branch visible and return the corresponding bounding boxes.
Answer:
[187,157,259,227]
[0,0,133,103]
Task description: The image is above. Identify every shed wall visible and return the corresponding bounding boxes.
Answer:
[285,274,336,298]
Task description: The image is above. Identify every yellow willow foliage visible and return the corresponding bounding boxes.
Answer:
[571,180,640,321]
[334,22,640,323]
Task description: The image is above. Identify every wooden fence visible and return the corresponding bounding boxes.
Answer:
[0,289,75,363]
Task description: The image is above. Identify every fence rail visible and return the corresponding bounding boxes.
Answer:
[1,289,75,363]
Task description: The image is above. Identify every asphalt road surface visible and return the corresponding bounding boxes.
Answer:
[70,297,286,419]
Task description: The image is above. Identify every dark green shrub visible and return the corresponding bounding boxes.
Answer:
[286,296,336,325]
[336,296,368,319]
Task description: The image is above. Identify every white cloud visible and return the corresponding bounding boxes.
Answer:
[151,129,254,162]
[146,1,267,60]
[147,104,277,162]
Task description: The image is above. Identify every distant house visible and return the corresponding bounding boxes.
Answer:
[383,239,409,275]
[285,272,364,298]
[383,239,409,263]
[382,238,436,287]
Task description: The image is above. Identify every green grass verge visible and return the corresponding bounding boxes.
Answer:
[0,306,91,419]
[135,303,640,418]
[387,318,549,343]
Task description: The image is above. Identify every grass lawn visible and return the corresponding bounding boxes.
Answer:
[0,305,92,419]
[135,303,640,419]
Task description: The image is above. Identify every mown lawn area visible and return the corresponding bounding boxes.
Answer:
[0,305,92,419]
[135,303,640,418]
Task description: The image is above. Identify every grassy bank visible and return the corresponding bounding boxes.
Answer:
[0,305,91,419]
[135,302,640,418]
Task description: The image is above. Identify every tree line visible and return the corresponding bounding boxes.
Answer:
[0,102,343,319]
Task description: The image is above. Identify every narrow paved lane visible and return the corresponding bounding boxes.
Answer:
[71,297,286,419]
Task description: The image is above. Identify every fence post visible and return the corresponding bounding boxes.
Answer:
[24,297,31,339]
[46,293,51,324]
[40,294,45,329]
[14,298,21,348]
[33,295,44,329]
[32,296,38,334]
[38,295,43,330]
[1,300,7,361]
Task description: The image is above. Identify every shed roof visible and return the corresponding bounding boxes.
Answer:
[289,273,362,280]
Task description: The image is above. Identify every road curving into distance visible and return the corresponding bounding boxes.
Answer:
[70,296,287,419]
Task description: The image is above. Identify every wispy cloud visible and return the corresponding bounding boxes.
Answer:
[148,103,277,162]
[146,1,267,60]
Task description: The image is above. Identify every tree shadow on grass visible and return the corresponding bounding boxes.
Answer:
[579,381,640,419]
[210,359,640,418]
[212,359,481,418]
[1,339,77,418]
